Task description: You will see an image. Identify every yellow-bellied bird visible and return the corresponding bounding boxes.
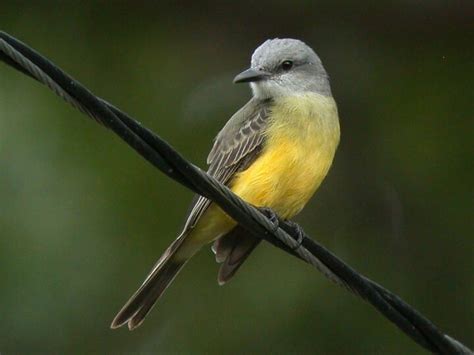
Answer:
[111,38,340,330]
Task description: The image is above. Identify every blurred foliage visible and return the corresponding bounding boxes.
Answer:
[0,1,472,354]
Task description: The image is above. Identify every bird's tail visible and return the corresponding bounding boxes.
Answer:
[110,232,195,330]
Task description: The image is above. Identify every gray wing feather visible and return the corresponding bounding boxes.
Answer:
[182,98,271,231]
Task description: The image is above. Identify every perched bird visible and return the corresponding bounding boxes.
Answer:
[111,38,340,330]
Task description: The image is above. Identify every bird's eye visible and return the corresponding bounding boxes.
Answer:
[281,60,293,71]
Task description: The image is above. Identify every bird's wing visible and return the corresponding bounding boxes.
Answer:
[182,97,271,231]
[110,99,272,330]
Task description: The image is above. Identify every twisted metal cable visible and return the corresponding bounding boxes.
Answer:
[0,31,471,354]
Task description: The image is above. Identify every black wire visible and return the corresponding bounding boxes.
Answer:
[0,31,471,355]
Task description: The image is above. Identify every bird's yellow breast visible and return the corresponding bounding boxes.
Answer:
[230,93,340,219]
[184,93,340,248]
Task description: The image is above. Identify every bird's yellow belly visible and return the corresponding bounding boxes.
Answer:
[190,93,339,244]
[231,94,340,220]
[231,131,332,219]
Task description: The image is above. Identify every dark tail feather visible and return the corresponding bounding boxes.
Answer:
[213,226,260,285]
[111,235,189,330]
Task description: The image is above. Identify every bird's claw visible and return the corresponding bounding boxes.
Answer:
[257,207,280,232]
[283,220,305,251]
[257,208,304,250]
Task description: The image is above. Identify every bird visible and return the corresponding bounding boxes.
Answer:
[111,38,340,330]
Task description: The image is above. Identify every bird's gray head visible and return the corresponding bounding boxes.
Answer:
[234,38,331,99]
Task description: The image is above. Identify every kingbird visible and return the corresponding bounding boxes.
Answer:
[111,38,340,330]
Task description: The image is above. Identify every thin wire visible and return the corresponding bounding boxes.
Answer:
[0,31,471,355]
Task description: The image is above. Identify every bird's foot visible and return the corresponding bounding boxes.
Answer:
[257,207,280,232]
[282,220,305,251]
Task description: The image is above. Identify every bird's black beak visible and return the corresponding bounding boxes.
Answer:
[233,68,271,83]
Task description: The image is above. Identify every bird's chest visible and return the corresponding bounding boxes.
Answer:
[231,95,340,218]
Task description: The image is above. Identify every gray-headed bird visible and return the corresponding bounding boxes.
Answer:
[111,38,340,330]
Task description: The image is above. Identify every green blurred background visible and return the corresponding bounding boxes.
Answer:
[1,1,472,354]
